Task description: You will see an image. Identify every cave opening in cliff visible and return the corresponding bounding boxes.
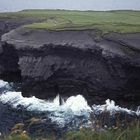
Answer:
[0,43,22,82]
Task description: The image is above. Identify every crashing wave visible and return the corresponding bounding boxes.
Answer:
[92,99,140,116]
[0,79,139,116]
[0,80,8,88]
[0,91,91,115]
[0,79,139,128]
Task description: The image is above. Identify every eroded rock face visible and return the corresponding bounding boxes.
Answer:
[0,18,44,81]
[1,27,140,103]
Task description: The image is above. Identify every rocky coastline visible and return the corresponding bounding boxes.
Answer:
[0,19,140,104]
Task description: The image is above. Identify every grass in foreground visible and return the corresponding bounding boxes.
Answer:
[3,122,140,140]
[0,10,140,33]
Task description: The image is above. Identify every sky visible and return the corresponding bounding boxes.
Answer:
[0,0,140,12]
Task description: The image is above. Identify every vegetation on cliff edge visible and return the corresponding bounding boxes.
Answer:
[0,10,140,33]
[3,121,140,140]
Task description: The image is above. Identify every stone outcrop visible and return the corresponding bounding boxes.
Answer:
[0,17,43,81]
[0,26,140,103]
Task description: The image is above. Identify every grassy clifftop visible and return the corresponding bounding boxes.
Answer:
[0,10,140,33]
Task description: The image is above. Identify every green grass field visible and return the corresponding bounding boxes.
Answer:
[0,10,140,33]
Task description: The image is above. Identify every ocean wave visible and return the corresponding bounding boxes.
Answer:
[0,79,139,128]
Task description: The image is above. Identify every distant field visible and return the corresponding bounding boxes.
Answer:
[0,9,140,33]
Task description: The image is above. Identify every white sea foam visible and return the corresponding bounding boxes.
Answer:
[0,79,139,127]
[0,80,8,88]
[92,99,137,115]
[136,106,140,116]
[0,90,92,127]
[0,91,91,115]
[0,79,139,116]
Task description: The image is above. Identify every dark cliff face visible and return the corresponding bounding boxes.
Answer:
[0,18,44,80]
[1,27,140,104]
